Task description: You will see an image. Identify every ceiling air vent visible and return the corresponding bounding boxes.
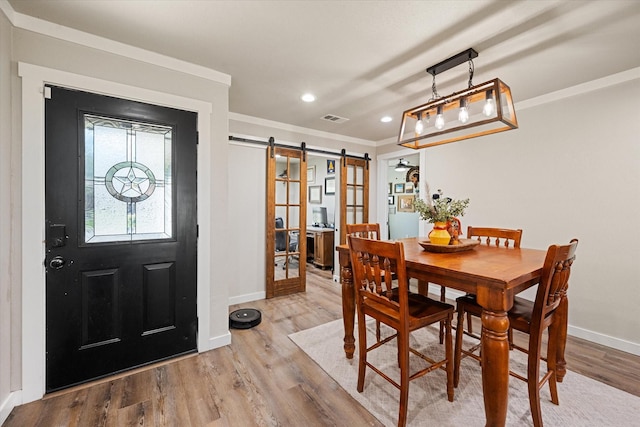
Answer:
[321,114,350,124]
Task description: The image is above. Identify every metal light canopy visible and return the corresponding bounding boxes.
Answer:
[398,49,518,149]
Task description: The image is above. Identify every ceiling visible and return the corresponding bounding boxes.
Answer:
[7,0,640,144]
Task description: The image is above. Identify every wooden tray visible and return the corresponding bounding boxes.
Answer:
[419,238,480,253]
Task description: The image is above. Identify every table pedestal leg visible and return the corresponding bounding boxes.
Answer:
[481,308,510,427]
[340,256,355,359]
[555,294,569,382]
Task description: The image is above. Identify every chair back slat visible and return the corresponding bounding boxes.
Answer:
[346,223,381,240]
[467,226,523,248]
[348,235,408,317]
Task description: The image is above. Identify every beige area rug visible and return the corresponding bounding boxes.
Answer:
[289,319,640,426]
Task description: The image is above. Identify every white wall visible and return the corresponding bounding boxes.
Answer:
[417,76,640,351]
[0,7,15,423]
[227,142,268,304]
[307,155,337,226]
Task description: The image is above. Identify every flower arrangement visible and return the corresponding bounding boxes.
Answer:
[414,187,470,224]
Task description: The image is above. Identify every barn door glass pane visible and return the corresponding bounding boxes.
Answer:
[345,164,365,225]
[84,114,173,244]
[274,154,300,280]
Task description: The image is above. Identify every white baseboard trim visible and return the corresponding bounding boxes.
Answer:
[228,291,266,306]
[568,325,640,357]
[201,331,231,353]
[0,390,22,425]
[433,285,640,357]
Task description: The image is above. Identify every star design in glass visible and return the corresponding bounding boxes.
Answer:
[113,166,149,196]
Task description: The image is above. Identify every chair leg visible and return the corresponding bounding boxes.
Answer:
[528,333,545,427]
[453,304,466,388]
[397,330,410,427]
[439,285,446,344]
[508,326,514,350]
[445,314,454,402]
[547,322,560,405]
[466,312,473,335]
[356,311,368,393]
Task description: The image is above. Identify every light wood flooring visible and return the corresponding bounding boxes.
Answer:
[4,265,640,426]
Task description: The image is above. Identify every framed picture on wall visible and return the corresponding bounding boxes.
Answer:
[327,159,336,174]
[325,177,335,194]
[309,185,322,203]
[394,183,405,193]
[388,183,393,194]
[398,195,415,212]
[405,182,414,193]
[307,166,316,184]
[388,195,394,205]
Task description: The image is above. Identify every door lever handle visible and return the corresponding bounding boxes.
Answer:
[49,256,66,270]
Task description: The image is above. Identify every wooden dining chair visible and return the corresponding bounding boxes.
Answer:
[454,239,578,427]
[348,235,454,427]
[459,227,523,336]
[453,227,523,376]
[467,226,523,248]
[346,223,388,342]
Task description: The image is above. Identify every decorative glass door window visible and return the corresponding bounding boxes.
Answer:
[84,114,173,243]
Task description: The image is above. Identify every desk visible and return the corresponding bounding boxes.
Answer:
[307,227,334,269]
[337,237,563,427]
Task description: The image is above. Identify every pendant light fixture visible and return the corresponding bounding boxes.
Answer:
[398,48,518,149]
[394,158,410,172]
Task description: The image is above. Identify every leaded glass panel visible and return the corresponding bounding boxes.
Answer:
[84,114,173,243]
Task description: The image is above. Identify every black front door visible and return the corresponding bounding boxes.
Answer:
[44,86,198,392]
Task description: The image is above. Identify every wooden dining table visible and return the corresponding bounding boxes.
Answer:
[337,237,569,427]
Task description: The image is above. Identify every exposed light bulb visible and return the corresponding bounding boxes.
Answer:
[458,98,469,123]
[435,106,445,130]
[483,90,495,117]
[414,112,424,135]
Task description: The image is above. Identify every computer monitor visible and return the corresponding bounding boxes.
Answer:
[312,207,328,227]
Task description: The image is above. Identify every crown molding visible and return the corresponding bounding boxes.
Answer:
[0,0,230,86]
[515,67,640,111]
[0,0,14,22]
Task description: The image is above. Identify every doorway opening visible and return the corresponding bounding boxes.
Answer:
[387,154,420,240]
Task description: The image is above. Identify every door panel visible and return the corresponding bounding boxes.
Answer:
[339,157,369,244]
[80,269,120,348]
[266,146,306,298]
[45,86,197,392]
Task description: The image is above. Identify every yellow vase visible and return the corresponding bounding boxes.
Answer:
[429,222,451,245]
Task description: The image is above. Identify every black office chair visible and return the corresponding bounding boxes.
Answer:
[275,217,298,269]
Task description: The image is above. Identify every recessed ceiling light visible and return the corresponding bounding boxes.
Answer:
[380,116,393,123]
[301,93,316,103]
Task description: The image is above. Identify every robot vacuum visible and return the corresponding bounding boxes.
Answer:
[229,308,262,329]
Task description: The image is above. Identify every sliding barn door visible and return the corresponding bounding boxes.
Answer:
[339,157,369,245]
[266,146,307,298]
